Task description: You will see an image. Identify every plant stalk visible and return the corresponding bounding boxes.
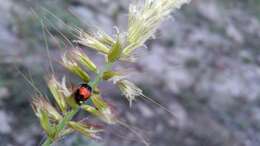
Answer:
[42,138,52,146]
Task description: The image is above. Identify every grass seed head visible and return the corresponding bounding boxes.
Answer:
[110,76,143,107]
[61,53,90,82]
[75,30,111,54]
[123,0,190,56]
[34,0,190,144]
[48,76,67,112]
[32,97,63,121]
[71,49,98,73]
[69,121,103,140]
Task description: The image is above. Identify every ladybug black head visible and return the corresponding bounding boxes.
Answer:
[80,84,92,91]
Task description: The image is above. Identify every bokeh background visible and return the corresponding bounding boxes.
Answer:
[1,0,260,146]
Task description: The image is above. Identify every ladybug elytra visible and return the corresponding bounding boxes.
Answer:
[74,84,92,104]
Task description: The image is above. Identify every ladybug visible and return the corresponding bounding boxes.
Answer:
[74,84,92,105]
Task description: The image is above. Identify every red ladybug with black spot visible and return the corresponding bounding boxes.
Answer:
[74,84,92,105]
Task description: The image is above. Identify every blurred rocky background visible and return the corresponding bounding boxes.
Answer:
[1,0,260,146]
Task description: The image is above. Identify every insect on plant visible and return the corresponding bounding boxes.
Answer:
[30,0,191,146]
